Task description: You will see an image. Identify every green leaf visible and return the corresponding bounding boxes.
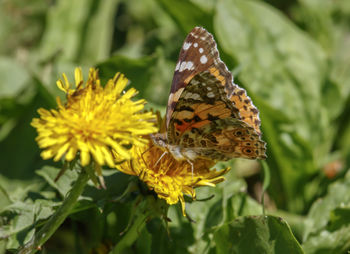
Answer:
[294,0,350,104]
[261,161,271,215]
[0,77,56,179]
[0,199,58,249]
[97,54,158,100]
[302,225,350,254]
[0,175,44,207]
[38,0,118,66]
[176,169,261,253]
[303,171,350,240]
[135,226,152,254]
[329,206,350,231]
[214,215,304,254]
[156,0,213,34]
[336,95,350,161]
[205,192,262,230]
[77,0,119,64]
[0,0,47,55]
[0,57,30,98]
[97,52,174,107]
[36,166,79,197]
[143,204,195,254]
[186,170,248,224]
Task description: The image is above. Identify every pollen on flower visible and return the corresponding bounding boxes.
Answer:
[118,136,229,216]
[31,67,158,169]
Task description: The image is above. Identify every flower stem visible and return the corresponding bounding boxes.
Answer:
[18,170,89,254]
[110,204,150,254]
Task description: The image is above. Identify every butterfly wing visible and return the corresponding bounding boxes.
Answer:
[179,118,266,160]
[167,70,238,144]
[166,27,262,135]
[168,71,266,160]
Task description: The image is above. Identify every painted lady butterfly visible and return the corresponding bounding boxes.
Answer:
[152,27,266,165]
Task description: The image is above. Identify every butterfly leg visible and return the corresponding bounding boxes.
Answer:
[140,145,155,169]
[154,151,168,168]
[187,159,194,179]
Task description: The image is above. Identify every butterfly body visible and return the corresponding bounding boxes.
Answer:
[152,27,266,163]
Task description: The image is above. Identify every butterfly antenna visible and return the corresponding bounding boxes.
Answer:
[154,151,168,168]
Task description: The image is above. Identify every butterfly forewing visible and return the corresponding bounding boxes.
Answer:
[167,27,262,136]
[166,27,218,127]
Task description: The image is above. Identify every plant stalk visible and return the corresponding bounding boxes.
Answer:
[110,206,150,254]
[18,169,89,254]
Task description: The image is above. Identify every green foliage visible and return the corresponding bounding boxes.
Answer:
[214,216,304,254]
[216,0,328,212]
[1,0,350,253]
[302,171,350,253]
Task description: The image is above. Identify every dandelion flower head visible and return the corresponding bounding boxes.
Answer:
[31,67,158,168]
[118,136,229,215]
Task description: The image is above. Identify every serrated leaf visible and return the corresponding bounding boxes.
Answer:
[214,215,304,254]
[0,198,58,249]
[36,166,79,197]
[0,176,45,205]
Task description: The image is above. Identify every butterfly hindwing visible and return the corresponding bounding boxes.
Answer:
[179,118,266,160]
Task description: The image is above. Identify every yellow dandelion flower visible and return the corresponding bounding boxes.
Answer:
[31,67,158,168]
[118,137,229,216]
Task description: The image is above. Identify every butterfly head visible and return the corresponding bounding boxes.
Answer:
[151,132,194,161]
[150,133,183,161]
[150,133,167,148]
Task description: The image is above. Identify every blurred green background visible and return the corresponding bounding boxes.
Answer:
[1,0,350,253]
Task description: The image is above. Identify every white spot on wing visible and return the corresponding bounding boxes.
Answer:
[199,48,203,53]
[185,61,194,71]
[185,92,201,100]
[200,55,208,64]
[179,61,187,72]
[175,61,180,71]
[178,61,195,72]
[194,43,198,48]
[207,92,215,98]
[207,86,212,91]
[191,79,200,86]
[183,42,192,50]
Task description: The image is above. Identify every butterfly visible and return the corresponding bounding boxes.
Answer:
[151,27,266,166]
